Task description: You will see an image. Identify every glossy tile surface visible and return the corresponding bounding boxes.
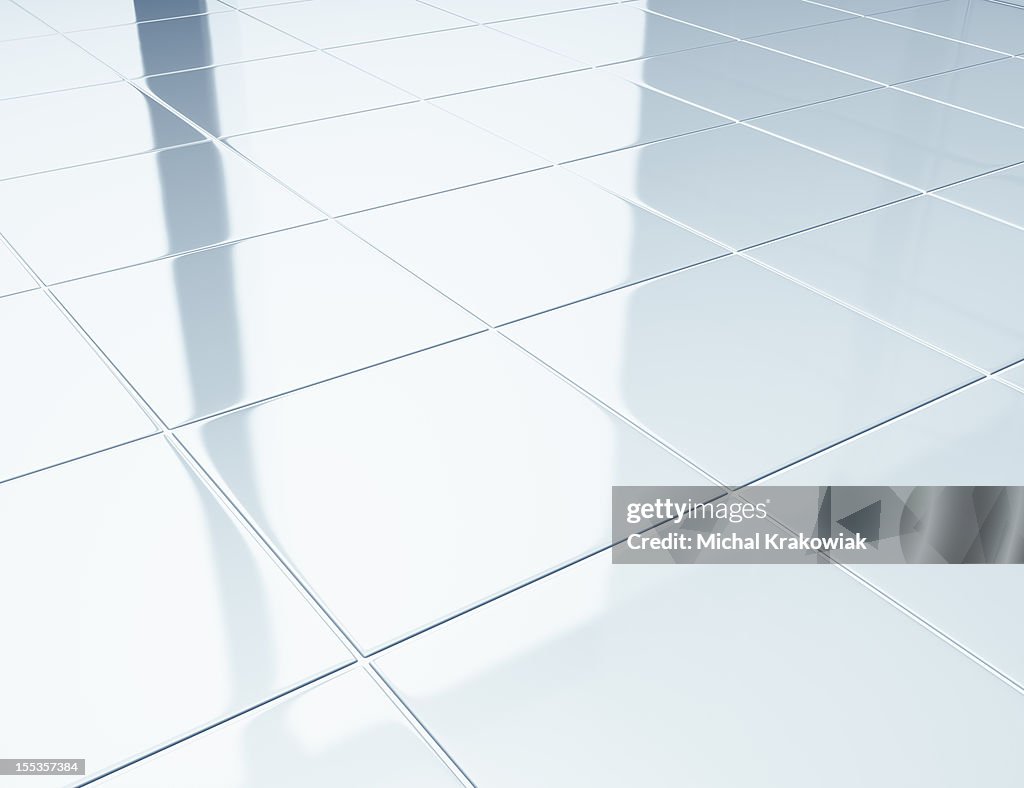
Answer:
[377,554,1024,787]
[938,162,1024,227]
[334,26,580,98]
[0,437,351,782]
[569,123,914,250]
[751,87,1024,189]
[755,16,1002,83]
[346,168,727,324]
[0,141,319,283]
[902,57,1024,127]
[55,222,482,425]
[437,69,727,162]
[0,81,202,180]
[0,292,154,482]
[249,0,470,48]
[0,35,118,100]
[144,51,412,137]
[631,0,852,37]
[748,196,1024,371]
[424,0,614,23]
[0,0,51,41]
[878,0,1024,55]
[179,332,710,651]
[1002,362,1024,389]
[98,669,461,787]
[609,40,876,120]
[70,11,309,78]
[495,5,728,66]
[0,242,35,298]
[505,256,977,484]
[228,102,545,215]
[15,0,231,32]
[813,0,946,12]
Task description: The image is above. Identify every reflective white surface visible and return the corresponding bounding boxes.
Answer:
[504,255,978,484]
[569,123,914,250]
[424,0,615,23]
[0,81,202,180]
[97,669,461,787]
[0,141,319,283]
[0,291,154,482]
[747,196,1024,371]
[495,4,728,66]
[630,0,852,38]
[878,0,1024,55]
[55,222,482,425]
[228,102,546,216]
[377,554,1024,787]
[0,242,35,299]
[14,0,231,32]
[144,50,413,137]
[437,69,728,162]
[0,437,352,782]
[938,162,1024,229]
[334,26,581,98]
[0,35,118,100]
[902,57,1024,127]
[816,0,947,12]
[1002,362,1024,389]
[345,167,727,324]
[609,40,876,120]
[179,332,711,651]
[755,16,1003,83]
[0,0,50,41]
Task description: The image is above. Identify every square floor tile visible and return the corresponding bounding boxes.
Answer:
[902,58,1024,126]
[495,5,728,66]
[0,0,51,41]
[608,40,876,120]
[333,26,580,98]
[0,437,351,781]
[0,35,119,100]
[0,243,35,298]
[179,332,711,651]
[144,51,412,137]
[436,69,727,162]
[70,12,309,78]
[1002,361,1024,389]
[228,102,545,216]
[878,0,1024,55]
[249,0,470,48]
[747,196,1024,371]
[56,222,482,425]
[426,0,614,23]
[377,554,1024,787]
[569,124,914,250]
[0,291,154,482]
[15,0,232,32]
[97,669,461,787]
[221,0,306,6]
[631,0,852,38]
[0,82,202,180]
[751,87,1024,189]
[504,256,977,484]
[815,0,947,12]
[0,142,318,283]
[755,16,1002,83]
[938,162,1024,227]
[345,168,727,324]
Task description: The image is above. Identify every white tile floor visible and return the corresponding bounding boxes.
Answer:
[2,1,1024,785]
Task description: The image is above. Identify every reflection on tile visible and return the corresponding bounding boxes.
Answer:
[56,222,482,425]
[228,102,545,216]
[98,669,461,787]
[0,35,118,100]
[755,16,1002,83]
[878,0,1024,55]
[334,26,580,98]
[0,0,51,41]
[0,291,153,482]
[0,82,202,180]
[345,168,727,324]
[814,0,947,12]
[609,40,876,120]
[0,141,319,283]
[249,0,470,48]
[70,12,309,78]
[0,437,351,781]
[222,0,306,7]
[505,256,977,484]
[437,69,727,162]
[747,196,1024,371]
[377,554,1024,787]
[751,87,1024,189]
[938,163,1024,228]
[569,124,914,250]
[144,51,412,137]
[425,0,614,23]
[16,0,231,32]
[179,332,711,651]
[1002,362,1024,389]
[902,58,1024,127]
[0,243,35,298]
[631,0,852,38]
[495,5,728,66]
